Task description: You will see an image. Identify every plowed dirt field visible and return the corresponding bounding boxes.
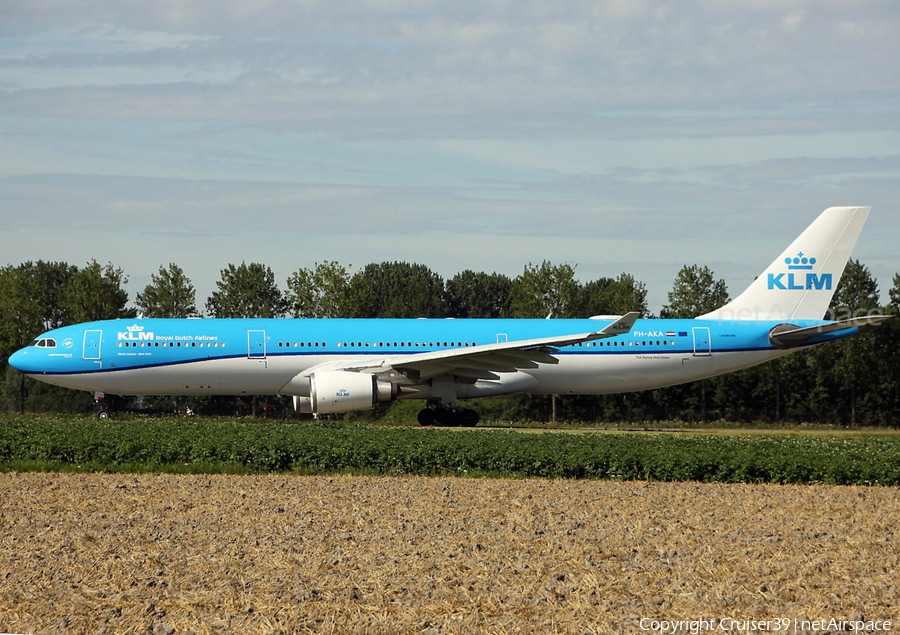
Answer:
[1,473,897,634]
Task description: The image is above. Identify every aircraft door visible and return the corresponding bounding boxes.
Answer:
[83,330,102,360]
[692,327,711,356]
[248,330,266,359]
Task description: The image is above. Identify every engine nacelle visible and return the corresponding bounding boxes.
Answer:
[302,370,397,414]
[293,396,313,414]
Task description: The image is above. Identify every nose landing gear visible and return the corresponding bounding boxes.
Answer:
[94,392,111,420]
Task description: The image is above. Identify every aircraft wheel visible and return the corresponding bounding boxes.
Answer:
[97,409,110,420]
[432,409,453,427]
[417,409,435,426]
[460,408,479,427]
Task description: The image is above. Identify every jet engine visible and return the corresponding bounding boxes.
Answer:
[293,370,397,414]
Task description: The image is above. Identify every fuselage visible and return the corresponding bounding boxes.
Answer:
[8,317,853,399]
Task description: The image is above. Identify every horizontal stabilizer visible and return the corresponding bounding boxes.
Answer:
[769,315,891,349]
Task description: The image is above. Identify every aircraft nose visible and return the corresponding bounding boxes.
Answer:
[8,348,31,373]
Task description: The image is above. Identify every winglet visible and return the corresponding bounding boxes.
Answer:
[590,311,640,339]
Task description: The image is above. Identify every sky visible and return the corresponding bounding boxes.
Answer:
[1,0,898,314]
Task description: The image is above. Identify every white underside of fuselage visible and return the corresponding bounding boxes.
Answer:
[29,348,793,399]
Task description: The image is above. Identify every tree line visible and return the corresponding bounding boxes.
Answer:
[2,258,899,425]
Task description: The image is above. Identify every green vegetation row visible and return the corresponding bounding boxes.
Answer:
[1,415,898,485]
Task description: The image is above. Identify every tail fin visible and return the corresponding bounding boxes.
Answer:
[698,206,871,322]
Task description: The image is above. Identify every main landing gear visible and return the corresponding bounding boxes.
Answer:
[417,407,480,427]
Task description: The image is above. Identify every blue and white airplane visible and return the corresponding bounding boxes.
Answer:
[8,206,886,425]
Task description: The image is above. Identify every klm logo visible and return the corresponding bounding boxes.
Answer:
[336,388,350,397]
[767,252,832,291]
[118,324,154,341]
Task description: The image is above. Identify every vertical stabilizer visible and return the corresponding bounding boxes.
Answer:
[698,206,870,322]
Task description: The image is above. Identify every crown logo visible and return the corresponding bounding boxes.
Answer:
[127,324,145,332]
[785,252,816,270]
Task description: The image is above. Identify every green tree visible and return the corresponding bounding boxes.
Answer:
[60,260,131,324]
[581,273,649,317]
[286,261,350,318]
[446,270,513,318]
[660,264,729,319]
[889,272,900,314]
[136,263,198,318]
[0,265,45,413]
[206,262,288,318]
[0,264,44,360]
[509,261,581,318]
[344,262,447,318]
[27,261,78,329]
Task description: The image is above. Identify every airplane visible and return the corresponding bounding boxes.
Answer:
[8,206,888,425]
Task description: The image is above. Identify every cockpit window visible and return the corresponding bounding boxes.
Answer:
[34,338,57,348]
[29,340,39,347]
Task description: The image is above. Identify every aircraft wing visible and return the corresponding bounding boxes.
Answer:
[325,312,640,382]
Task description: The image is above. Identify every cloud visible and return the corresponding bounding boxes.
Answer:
[1,1,897,139]
[1,0,899,311]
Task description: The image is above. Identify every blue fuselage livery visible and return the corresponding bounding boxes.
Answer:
[9,316,855,389]
[7,206,886,425]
